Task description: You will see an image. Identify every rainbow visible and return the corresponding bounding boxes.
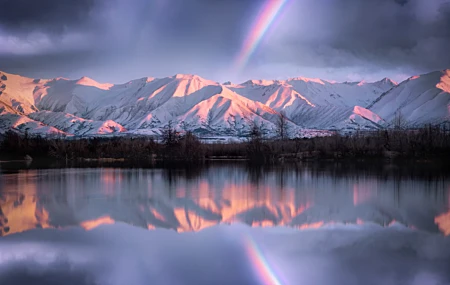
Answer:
[233,0,288,72]
[246,236,284,285]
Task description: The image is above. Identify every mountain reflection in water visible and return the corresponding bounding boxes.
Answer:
[0,162,449,236]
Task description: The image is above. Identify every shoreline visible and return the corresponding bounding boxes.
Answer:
[0,155,446,165]
[1,127,450,164]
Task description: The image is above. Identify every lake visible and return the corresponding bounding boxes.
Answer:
[1,161,450,284]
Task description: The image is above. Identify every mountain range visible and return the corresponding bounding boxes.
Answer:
[0,69,449,137]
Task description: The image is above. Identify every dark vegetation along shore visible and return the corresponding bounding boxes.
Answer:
[1,122,450,164]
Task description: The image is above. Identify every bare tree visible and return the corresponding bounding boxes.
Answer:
[248,120,263,141]
[392,110,407,130]
[276,111,289,140]
[180,121,189,132]
[160,120,180,146]
[180,131,204,161]
[246,120,266,162]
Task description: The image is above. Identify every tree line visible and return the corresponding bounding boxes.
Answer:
[1,116,450,163]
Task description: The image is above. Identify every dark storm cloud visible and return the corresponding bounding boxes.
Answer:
[0,0,449,82]
[0,0,100,34]
[326,0,450,69]
[0,0,261,82]
[0,50,109,80]
[265,0,450,78]
[395,0,410,6]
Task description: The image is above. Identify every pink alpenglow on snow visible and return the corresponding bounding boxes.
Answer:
[289,77,326,85]
[233,0,288,72]
[436,69,450,93]
[76,76,114,90]
[352,106,384,124]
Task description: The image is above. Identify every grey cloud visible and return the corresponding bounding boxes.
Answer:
[0,0,262,82]
[0,0,101,35]
[395,0,410,6]
[265,0,450,77]
[0,0,448,83]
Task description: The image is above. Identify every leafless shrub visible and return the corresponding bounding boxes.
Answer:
[276,111,289,141]
[1,125,450,162]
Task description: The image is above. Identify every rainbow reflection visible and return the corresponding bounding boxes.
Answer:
[233,0,288,72]
[246,236,284,285]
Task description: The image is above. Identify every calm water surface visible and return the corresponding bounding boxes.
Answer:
[1,161,449,236]
[1,161,450,285]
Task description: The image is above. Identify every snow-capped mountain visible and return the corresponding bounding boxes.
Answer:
[368,70,450,127]
[0,69,448,137]
[228,76,396,130]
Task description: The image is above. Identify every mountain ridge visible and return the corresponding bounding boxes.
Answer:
[0,69,449,137]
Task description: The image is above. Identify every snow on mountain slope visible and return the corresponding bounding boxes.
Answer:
[173,86,297,136]
[50,74,223,130]
[0,69,448,137]
[370,77,398,91]
[35,77,113,114]
[231,77,396,108]
[0,102,19,116]
[103,77,225,129]
[37,72,393,132]
[224,80,386,130]
[228,77,396,130]
[0,71,41,115]
[0,113,64,135]
[351,106,385,125]
[28,111,126,136]
[31,74,297,136]
[336,106,386,131]
[369,70,450,126]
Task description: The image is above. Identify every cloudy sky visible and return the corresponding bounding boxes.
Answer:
[0,0,449,84]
